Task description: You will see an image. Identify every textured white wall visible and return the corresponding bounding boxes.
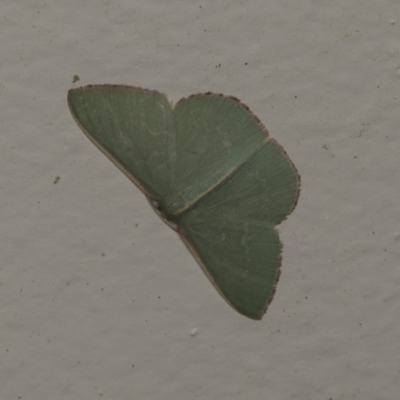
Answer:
[1,1,399,399]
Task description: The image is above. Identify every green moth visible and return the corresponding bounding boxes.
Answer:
[68,85,300,320]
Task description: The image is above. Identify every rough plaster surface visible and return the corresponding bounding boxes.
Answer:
[1,1,399,399]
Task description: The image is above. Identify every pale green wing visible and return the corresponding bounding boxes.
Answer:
[177,139,300,320]
[165,94,268,217]
[68,85,175,200]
